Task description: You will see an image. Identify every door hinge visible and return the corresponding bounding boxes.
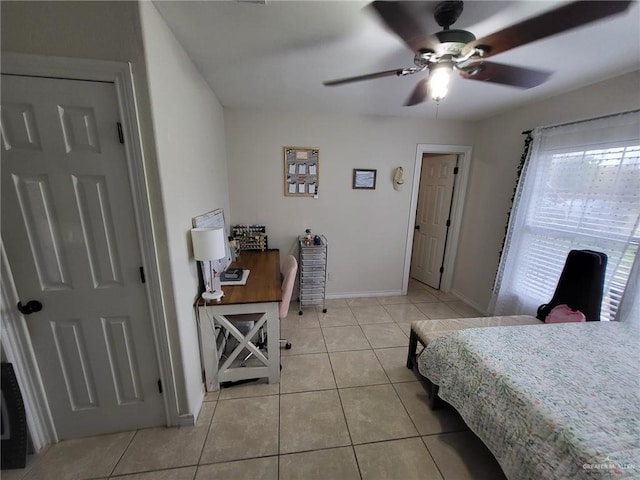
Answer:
[139,266,146,284]
[446,219,451,227]
[439,266,444,273]
[157,379,163,394]
[453,167,459,175]
[117,122,124,144]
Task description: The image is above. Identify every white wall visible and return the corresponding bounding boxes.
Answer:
[225,109,476,295]
[139,2,230,415]
[454,71,640,312]
[1,0,227,423]
[0,0,191,419]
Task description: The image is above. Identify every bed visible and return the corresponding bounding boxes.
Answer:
[418,321,640,480]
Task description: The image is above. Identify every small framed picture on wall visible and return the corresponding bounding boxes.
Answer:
[352,169,377,190]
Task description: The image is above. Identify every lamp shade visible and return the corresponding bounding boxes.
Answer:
[191,227,226,261]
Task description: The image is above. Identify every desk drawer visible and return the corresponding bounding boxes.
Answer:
[300,298,324,307]
[302,250,327,262]
[300,293,324,303]
[301,276,324,284]
[302,264,325,274]
[301,260,325,268]
[300,286,324,294]
[301,269,325,278]
[301,275,324,284]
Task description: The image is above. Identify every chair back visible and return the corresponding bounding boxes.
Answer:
[537,249,607,321]
[280,255,298,319]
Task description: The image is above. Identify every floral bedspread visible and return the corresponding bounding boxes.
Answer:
[418,321,640,480]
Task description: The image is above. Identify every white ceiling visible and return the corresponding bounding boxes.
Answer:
[154,1,640,121]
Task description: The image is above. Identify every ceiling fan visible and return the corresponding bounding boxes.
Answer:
[323,1,632,106]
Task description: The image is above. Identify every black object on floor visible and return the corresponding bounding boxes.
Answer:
[220,378,260,388]
[1,362,28,470]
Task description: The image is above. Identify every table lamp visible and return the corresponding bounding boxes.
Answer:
[191,227,226,301]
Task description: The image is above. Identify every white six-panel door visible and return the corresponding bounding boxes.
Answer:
[1,75,165,439]
[410,154,457,289]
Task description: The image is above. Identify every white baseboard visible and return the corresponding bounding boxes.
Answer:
[450,289,489,316]
[326,290,403,299]
[176,412,196,427]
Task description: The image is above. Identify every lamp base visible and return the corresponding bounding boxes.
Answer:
[202,289,224,302]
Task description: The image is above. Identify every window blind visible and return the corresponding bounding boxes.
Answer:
[492,111,640,321]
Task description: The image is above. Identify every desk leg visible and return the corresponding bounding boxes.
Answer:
[197,306,220,392]
[265,303,280,383]
[198,302,281,388]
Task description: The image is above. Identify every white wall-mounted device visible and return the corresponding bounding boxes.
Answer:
[393,166,405,191]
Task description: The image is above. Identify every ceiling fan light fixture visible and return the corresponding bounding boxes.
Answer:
[428,62,453,102]
[325,0,633,108]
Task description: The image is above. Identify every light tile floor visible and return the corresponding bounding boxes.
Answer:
[4,280,507,480]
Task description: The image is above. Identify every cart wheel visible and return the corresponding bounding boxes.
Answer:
[322,308,327,313]
[299,310,303,316]
[285,342,292,349]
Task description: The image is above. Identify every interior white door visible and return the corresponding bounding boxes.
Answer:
[410,154,457,289]
[1,75,165,439]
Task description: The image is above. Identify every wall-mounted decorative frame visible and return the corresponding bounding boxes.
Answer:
[284,146,319,197]
[353,169,377,190]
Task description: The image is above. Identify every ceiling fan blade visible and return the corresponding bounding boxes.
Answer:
[462,1,632,58]
[323,68,409,86]
[404,78,429,106]
[370,1,438,52]
[458,62,552,89]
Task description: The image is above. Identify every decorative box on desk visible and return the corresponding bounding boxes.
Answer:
[298,235,328,315]
[232,224,268,251]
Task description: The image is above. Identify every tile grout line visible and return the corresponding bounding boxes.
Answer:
[108,429,139,478]
[195,394,219,469]
[334,304,363,479]
[277,380,281,479]
[420,435,447,480]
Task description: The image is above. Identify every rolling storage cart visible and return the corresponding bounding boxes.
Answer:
[298,235,328,315]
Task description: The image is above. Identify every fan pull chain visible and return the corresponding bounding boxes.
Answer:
[435,100,440,119]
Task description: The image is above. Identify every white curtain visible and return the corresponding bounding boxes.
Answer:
[615,250,639,325]
[491,111,640,320]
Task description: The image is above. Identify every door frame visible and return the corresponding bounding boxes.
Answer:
[403,144,472,294]
[0,53,177,448]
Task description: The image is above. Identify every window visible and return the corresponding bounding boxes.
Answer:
[492,111,640,321]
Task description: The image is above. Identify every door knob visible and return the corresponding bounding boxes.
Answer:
[17,300,43,315]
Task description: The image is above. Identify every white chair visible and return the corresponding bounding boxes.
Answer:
[278,254,298,349]
[240,254,297,364]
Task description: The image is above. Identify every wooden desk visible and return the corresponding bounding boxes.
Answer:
[195,250,282,391]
